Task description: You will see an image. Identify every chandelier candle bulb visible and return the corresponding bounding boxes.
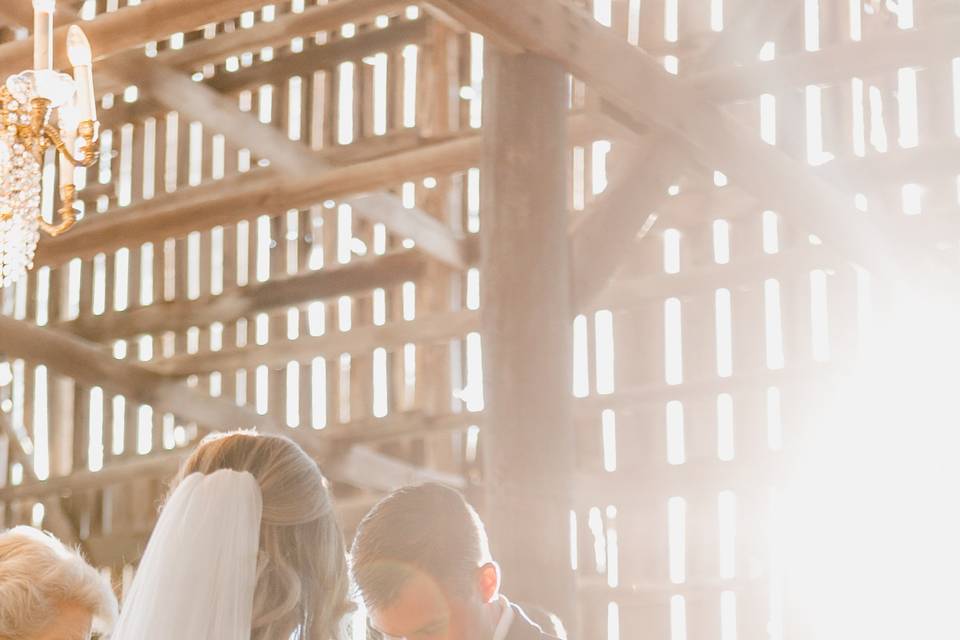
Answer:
[33,0,55,71]
[0,3,99,284]
[67,26,96,123]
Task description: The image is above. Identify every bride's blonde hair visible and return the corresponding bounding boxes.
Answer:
[174,430,352,640]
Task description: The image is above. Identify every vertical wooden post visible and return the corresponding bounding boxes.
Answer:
[480,49,576,624]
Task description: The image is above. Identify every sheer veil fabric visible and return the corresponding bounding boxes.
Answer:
[112,470,263,639]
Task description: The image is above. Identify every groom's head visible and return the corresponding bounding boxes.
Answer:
[351,483,501,640]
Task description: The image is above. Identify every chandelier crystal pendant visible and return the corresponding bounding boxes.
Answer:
[0,0,100,286]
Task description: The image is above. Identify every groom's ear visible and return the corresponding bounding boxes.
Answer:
[478,562,501,603]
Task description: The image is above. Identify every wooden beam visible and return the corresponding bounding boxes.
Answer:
[146,310,479,376]
[0,0,278,79]
[589,246,839,312]
[37,112,610,268]
[479,49,577,623]
[101,50,466,269]
[0,315,275,432]
[203,18,428,94]
[432,0,900,280]
[693,0,800,67]
[569,134,684,309]
[690,18,960,103]
[157,0,409,71]
[105,52,312,177]
[0,413,81,546]
[0,4,32,29]
[0,410,476,502]
[61,251,425,342]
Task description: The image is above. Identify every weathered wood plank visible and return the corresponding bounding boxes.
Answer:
[431,0,901,280]
[0,315,274,432]
[479,49,577,623]
[60,250,425,341]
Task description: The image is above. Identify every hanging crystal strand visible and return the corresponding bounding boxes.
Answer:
[0,88,43,287]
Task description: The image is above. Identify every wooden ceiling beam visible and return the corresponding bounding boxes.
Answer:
[59,251,426,342]
[0,0,278,80]
[569,134,684,309]
[105,52,310,177]
[36,112,611,269]
[95,14,427,103]
[157,0,409,71]
[690,18,960,103]
[146,309,479,377]
[204,18,428,94]
[0,409,474,503]
[0,413,82,547]
[100,48,466,270]
[692,0,800,68]
[0,315,275,433]
[429,0,901,280]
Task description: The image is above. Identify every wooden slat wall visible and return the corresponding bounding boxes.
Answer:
[0,1,955,638]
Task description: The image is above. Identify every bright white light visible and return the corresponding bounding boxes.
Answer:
[337,62,355,144]
[602,409,617,472]
[762,211,779,254]
[868,85,889,152]
[666,401,685,465]
[806,85,833,165]
[607,602,620,640]
[713,219,730,264]
[664,0,678,42]
[664,55,679,75]
[897,67,919,148]
[595,310,615,394]
[594,0,612,26]
[765,279,784,369]
[760,94,777,145]
[776,294,960,639]
[902,183,923,215]
[804,0,820,51]
[665,298,683,385]
[715,289,733,377]
[573,314,589,397]
[670,595,687,640]
[664,229,681,273]
[717,393,735,460]
[849,0,862,40]
[668,497,686,583]
[711,0,724,31]
[852,77,866,156]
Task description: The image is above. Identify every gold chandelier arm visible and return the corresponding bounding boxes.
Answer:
[43,124,99,168]
[39,185,78,237]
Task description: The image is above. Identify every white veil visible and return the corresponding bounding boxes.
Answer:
[111,469,263,640]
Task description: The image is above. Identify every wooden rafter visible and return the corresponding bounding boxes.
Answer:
[147,309,478,376]
[0,412,81,546]
[0,315,273,432]
[569,134,684,309]
[60,251,426,342]
[156,0,410,71]
[428,0,901,281]
[100,48,465,269]
[691,17,960,103]
[35,112,612,268]
[0,409,476,503]
[0,0,278,79]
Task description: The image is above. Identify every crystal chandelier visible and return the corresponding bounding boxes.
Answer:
[0,0,99,286]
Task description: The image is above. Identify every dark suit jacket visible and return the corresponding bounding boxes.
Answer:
[508,603,562,640]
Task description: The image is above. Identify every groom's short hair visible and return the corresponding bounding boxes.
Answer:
[350,483,492,609]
